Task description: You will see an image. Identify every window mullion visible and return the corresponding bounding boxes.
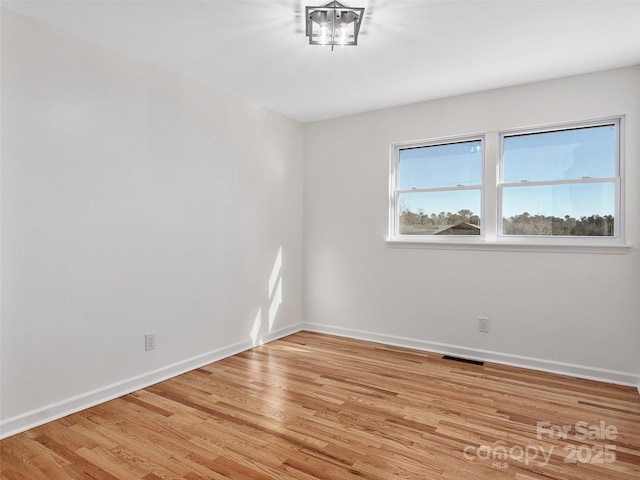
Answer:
[483,131,499,241]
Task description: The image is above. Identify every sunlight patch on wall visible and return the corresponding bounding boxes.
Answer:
[250,307,263,346]
[249,247,283,347]
[268,247,283,331]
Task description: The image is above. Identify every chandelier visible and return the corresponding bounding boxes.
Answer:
[305,1,364,49]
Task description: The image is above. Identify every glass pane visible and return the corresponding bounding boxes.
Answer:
[399,140,482,190]
[399,190,481,235]
[503,125,615,183]
[502,182,615,236]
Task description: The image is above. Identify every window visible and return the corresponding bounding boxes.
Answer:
[389,117,625,247]
[390,136,484,239]
[499,120,621,240]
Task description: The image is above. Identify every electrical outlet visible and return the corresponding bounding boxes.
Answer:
[145,333,156,351]
[479,317,490,333]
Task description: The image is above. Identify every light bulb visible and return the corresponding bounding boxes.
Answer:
[318,22,330,44]
[337,22,349,44]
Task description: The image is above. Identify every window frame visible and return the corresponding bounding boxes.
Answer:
[388,116,627,250]
[389,134,485,243]
[496,117,624,245]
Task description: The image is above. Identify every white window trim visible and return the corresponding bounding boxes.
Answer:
[386,239,630,254]
[388,117,630,253]
[497,117,624,246]
[389,134,485,243]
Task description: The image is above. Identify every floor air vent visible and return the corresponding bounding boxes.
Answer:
[443,355,484,366]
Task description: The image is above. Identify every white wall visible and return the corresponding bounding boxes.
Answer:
[2,8,639,440]
[304,66,640,385]
[1,10,304,436]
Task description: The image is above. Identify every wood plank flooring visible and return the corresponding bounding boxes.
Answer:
[2,331,639,479]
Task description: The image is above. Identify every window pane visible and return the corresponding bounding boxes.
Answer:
[399,191,481,235]
[502,182,615,236]
[399,140,482,189]
[503,125,615,183]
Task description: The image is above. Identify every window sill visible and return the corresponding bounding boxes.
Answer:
[386,239,631,254]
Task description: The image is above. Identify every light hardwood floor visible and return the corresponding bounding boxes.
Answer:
[2,331,639,479]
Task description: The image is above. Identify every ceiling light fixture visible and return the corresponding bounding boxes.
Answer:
[305,1,364,50]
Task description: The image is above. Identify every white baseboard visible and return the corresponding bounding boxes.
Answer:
[0,323,304,440]
[3,321,638,439]
[304,323,640,388]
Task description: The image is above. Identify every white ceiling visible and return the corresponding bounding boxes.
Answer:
[3,0,640,122]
